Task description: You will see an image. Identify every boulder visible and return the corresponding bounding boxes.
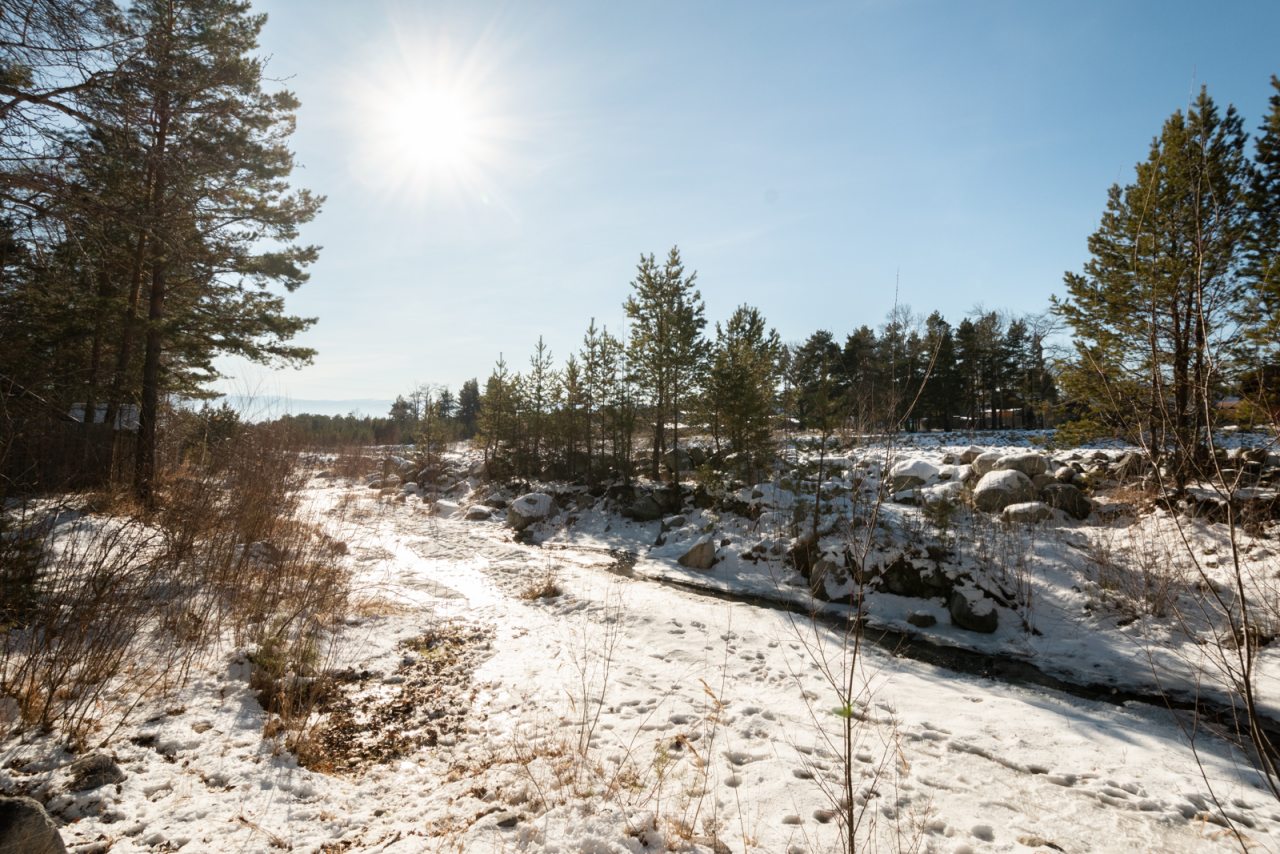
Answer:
[67,753,124,792]
[889,458,940,492]
[464,505,493,522]
[507,493,555,532]
[958,445,984,464]
[677,535,717,570]
[625,494,665,522]
[1041,483,1091,520]
[971,451,1003,476]
[919,480,966,509]
[432,500,459,518]
[879,555,951,599]
[995,452,1048,478]
[1000,501,1053,525]
[972,470,1037,513]
[0,797,66,854]
[949,591,998,633]
[1053,465,1077,484]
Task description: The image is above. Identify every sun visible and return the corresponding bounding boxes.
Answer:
[346,37,509,205]
[388,88,477,173]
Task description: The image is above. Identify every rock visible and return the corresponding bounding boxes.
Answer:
[662,448,694,476]
[67,753,125,792]
[1000,501,1052,525]
[972,470,1037,513]
[906,611,937,628]
[808,557,843,599]
[1054,465,1077,483]
[401,482,420,495]
[1031,473,1055,492]
[949,591,998,633]
[958,445,984,464]
[995,452,1048,478]
[626,494,665,522]
[494,811,519,829]
[380,473,403,489]
[507,493,555,532]
[677,535,717,570]
[971,451,1003,476]
[464,505,492,522]
[1041,483,1091,520]
[662,514,687,530]
[879,555,951,598]
[1112,451,1150,481]
[432,499,459,518]
[889,458,939,492]
[0,796,66,854]
[919,480,966,509]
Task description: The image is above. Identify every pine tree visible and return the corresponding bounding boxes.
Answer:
[456,378,481,438]
[1246,75,1280,350]
[789,330,841,430]
[1055,88,1253,485]
[623,247,707,482]
[113,0,322,501]
[920,312,960,431]
[707,305,782,477]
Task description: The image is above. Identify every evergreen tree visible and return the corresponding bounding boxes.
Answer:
[524,336,559,474]
[110,0,322,501]
[1055,88,1253,485]
[840,326,879,430]
[1246,75,1280,350]
[789,330,841,430]
[920,312,960,431]
[707,304,782,476]
[623,246,707,482]
[456,379,481,438]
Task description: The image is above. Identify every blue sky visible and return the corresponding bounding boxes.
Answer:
[216,0,1280,410]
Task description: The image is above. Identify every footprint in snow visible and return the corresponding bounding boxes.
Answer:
[723,749,765,766]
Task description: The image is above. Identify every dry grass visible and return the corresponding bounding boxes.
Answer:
[0,420,352,748]
[519,563,563,600]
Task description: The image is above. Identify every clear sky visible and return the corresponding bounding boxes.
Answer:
[215,0,1280,412]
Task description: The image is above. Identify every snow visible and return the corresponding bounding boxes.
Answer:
[4,436,1280,851]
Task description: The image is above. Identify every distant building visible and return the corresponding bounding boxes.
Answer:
[68,403,139,431]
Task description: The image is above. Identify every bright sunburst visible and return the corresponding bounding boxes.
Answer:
[347,34,509,205]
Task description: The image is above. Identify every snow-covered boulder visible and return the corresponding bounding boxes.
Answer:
[1001,501,1052,525]
[432,500,459,518]
[889,458,940,492]
[949,589,998,633]
[971,451,1003,476]
[677,535,717,570]
[919,480,966,509]
[464,505,493,521]
[995,452,1048,478]
[972,469,1036,513]
[507,493,555,532]
[958,445,985,464]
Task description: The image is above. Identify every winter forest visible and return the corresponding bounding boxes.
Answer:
[5,1,1280,852]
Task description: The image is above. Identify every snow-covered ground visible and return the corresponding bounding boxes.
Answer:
[5,437,1280,852]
